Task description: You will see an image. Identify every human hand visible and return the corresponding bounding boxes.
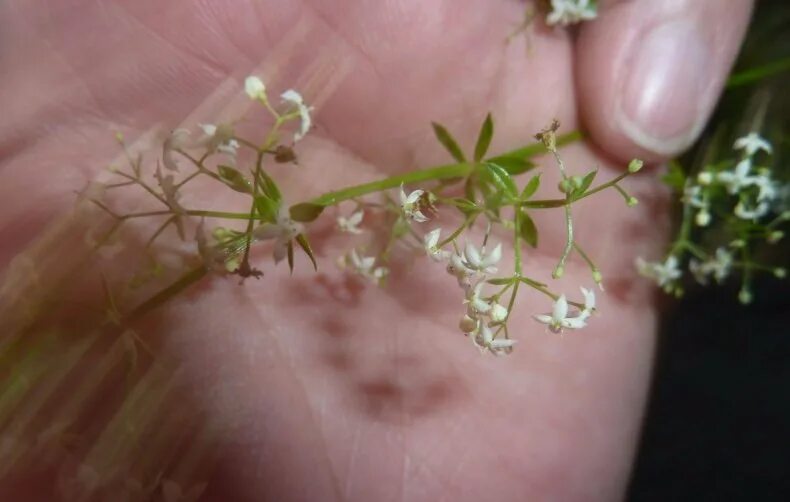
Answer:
[0,1,752,500]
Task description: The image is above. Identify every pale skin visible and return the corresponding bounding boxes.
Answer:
[0,0,753,500]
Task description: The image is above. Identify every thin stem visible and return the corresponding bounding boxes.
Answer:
[551,149,574,278]
[125,266,208,321]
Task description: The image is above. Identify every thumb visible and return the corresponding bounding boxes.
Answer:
[575,0,754,163]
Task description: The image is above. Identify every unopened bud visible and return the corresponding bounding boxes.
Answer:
[774,268,787,279]
[627,196,639,207]
[490,303,509,323]
[558,179,573,194]
[695,210,711,226]
[459,315,477,333]
[552,265,564,279]
[767,231,784,244]
[628,159,644,173]
[697,171,713,185]
[738,288,753,305]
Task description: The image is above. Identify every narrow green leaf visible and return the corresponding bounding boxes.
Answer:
[473,113,494,162]
[218,165,252,193]
[255,169,282,202]
[486,156,536,176]
[518,209,538,248]
[254,196,279,223]
[520,174,541,199]
[289,202,325,222]
[483,163,518,198]
[451,197,478,212]
[287,241,295,275]
[431,122,466,163]
[487,277,514,286]
[296,233,318,271]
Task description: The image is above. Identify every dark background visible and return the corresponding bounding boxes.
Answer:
[627,1,790,500]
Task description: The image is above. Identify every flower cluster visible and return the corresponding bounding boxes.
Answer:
[87,76,641,359]
[546,0,598,27]
[637,131,787,302]
[691,132,778,225]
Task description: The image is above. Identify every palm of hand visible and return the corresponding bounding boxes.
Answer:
[2,1,666,500]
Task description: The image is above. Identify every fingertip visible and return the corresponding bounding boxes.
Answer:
[576,0,754,164]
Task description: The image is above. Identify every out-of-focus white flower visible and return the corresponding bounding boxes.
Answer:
[751,172,777,202]
[281,89,313,142]
[636,255,682,287]
[244,75,267,102]
[546,0,597,27]
[462,241,502,275]
[733,132,772,157]
[423,228,450,261]
[400,185,429,222]
[337,210,364,234]
[688,247,733,285]
[162,129,190,171]
[533,294,588,333]
[734,200,770,220]
[199,123,239,157]
[683,185,707,209]
[342,248,388,284]
[253,207,304,263]
[154,166,186,239]
[717,158,753,194]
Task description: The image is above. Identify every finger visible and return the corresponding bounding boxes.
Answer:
[576,0,754,163]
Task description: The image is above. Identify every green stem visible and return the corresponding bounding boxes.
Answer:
[125,266,208,321]
[311,163,473,206]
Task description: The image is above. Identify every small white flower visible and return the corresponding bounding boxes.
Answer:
[199,123,239,157]
[465,282,492,315]
[337,210,364,234]
[733,132,772,157]
[462,241,503,275]
[281,89,313,142]
[636,255,682,287]
[253,207,304,263]
[578,286,596,320]
[734,200,769,220]
[446,252,475,289]
[470,321,516,356]
[751,173,777,202]
[546,0,597,27]
[717,158,753,194]
[244,75,267,101]
[533,294,588,333]
[400,185,429,222]
[423,228,450,261]
[162,129,190,171]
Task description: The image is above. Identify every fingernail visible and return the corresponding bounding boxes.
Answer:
[617,19,711,155]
